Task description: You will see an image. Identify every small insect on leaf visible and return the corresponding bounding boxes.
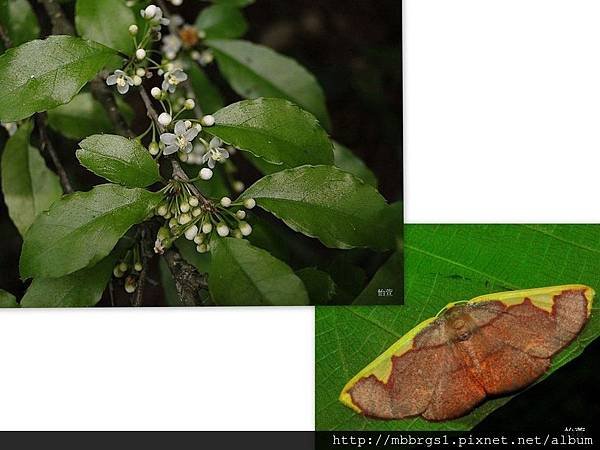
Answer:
[339,285,594,421]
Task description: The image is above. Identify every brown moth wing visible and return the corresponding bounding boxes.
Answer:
[347,288,590,421]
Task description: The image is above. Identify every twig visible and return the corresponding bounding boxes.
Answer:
[35,113,74,194]
[0,23,12,48]
[38,0,74,35]
[139,86,161,129]
[132,228,150,307]
[163,248,210,306]
[90,78,135,138]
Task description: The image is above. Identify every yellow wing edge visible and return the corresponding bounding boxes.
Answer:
[339,284,595,414]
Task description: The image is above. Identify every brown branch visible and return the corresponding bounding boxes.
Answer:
[35,113,74,194]
[163,248,210,306]
[39,0,74,35]
[132,227,150,307]
[139,86,161,129]
[0,23,12,48]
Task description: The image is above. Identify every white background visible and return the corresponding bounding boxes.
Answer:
[404,0,600,223]
[3,0,600,431]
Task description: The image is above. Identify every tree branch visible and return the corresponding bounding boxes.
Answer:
[35,113,74,194]
[132,227,150,307]
[0,23,12,48]
[163,248,210,306]
[38,0,74,35]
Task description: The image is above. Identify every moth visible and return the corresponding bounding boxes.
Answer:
[340,285,594,421]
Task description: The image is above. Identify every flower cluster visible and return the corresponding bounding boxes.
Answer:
[112,244,144,294]
[153,180,256,255]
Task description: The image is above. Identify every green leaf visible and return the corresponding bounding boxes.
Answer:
[75,0,136,53]
[353,252,402,305]
[0,0,40,47]
[176,237,212,275]
[76,134,160,187]
[20,184,160,279]
[47,92,132,140]
[187,61,224,114]
[21,255,115,307]
[239,165,391,250]
[316,224,600,431]
[196,4,248,39]
[333,141,377,187]
[208,98,333,169]
[0,289,18,307]
[209,237,309,306]
[1,121,62,235]
[0,36,116,122]
[296,267,336,305]
[206,39,331,129]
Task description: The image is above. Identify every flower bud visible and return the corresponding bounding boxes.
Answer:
[202,222,213,234]
[151,87,162,99]
[220,197,232,207]
[194,233,205,244]
[189,197,199,207]
[200,114,215,127]
[232,181,245,193]
[239,221,252,236]
[132,75,143,86]
[134,262,143,272]
[179,152,189,162]
[184,99,195,110]
[232,229,243,239]
[235,210,246,220]
[129,24,139,35]
[168,217,178,228]
[118,262,128,272]
[216,222,230,237]
[144,4,157,19]
[180,201,190,213]
[113,266,125,278]
[184,225,199,240]
[243,198,256,209]
[192,207,202,217]
[178,213,192,225]
[199,168,213,180]
[148,141,159,155]
[157,204,168,216]
[194,123,202,132]
[196,243,208,253]
[201,115,215,126]
[135,48,146,60]
[136,67,146,77]
[124,276,137,293]
[158,112,172,126]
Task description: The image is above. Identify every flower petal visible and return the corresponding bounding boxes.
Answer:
[174,121,186,135]
[163,144,179,155]
[184,128,199,141]
[106,74,117,85]
[160,133,177,145]
[117,83,129,94]
[209,137,222,148]
[184,142,193,153]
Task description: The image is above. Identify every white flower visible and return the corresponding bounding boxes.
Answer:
[220,197,232,207]
[201,137,230,168]
[160,120,199,155]
[184,99,195,110]
[151,87,162,99]
[135,48,146,60]
[162,68,187,93]
[162,34,182,60]
[106,70,134,94]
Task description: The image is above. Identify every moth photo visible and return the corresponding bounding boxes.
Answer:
[0,0,401,307]
[316,225,600,432]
